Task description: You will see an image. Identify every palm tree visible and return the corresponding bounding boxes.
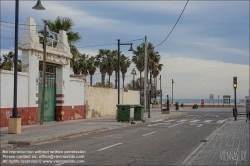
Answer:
[106,50,115,84]
[45,16,82,67]
[87,56,97,86]
[0,57,2,69]
[125,77,142,91]
[78,54,89,77]
[96,49,110,85]
[132,45,145,93]
[120,54,131,88]
[2,51,14,70]
[0,51,22,72]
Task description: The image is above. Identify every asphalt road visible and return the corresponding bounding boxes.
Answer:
[6,108,235,166]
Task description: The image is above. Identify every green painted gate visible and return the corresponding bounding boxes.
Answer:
[38,65,56,122]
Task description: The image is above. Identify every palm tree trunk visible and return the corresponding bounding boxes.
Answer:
[90,75,93,86]
[115,71,117,89]
[101,73,105,85]
[122,77,125,88]
[109,75,111,84]
[122,73,125,88]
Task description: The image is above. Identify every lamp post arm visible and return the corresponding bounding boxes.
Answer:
[120,43,133,45]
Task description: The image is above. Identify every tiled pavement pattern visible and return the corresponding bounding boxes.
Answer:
[187,117,250,165]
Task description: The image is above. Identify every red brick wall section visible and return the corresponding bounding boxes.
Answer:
[0,107,38,128]
[56,105,86,121]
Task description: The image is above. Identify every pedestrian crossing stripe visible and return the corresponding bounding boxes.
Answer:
[164,120,175,122]
[152,119,163,123]
[149,119,225,124]
[203,120,213,123]
[190,120,200,123]
[177,119,188,122]
[216,120,224,124]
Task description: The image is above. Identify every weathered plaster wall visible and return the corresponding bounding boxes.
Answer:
[85,85,140,118]
[0,17,86,127]
[0,107,38,127]
[0,70,37,127]
[55,78,85,121]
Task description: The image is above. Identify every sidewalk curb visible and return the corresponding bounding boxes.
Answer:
[6,127,108,146]
[180,118,229,166]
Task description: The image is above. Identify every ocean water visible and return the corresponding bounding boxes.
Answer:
[156,99,246,104]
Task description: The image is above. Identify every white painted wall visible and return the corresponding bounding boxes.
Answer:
[85,85,140,118]
[64,78,85,106]
[0,70,29,108]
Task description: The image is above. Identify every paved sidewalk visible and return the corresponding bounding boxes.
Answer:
[0,108,185,149]
[185,117,250,165]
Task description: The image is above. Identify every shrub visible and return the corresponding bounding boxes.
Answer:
[181,103,184,107]
[193,104,198,109]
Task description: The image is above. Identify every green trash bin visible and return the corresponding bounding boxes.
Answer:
[116,105,135,122]
[134,105,144,121]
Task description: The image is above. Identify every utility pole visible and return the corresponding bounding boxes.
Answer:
[143,36,148,113]
[40,20,47,125]
[160,75,162,112]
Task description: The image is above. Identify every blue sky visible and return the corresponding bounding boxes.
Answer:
[0,0,249,100]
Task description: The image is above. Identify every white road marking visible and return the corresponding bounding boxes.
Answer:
[190,124,199,126]
[97,143,123,151]
[142,131,156,137]
[177,119,188,122]
[148,124,159,126]
[197,124,203,127]
[152,119,163,123]
[190,120,200,123]
[203,120,213,123]
[187,115,200,116]
[190,124,203,127]
[157,123,170,125]
[54,163,64,166]
[216,120,225,124]
[164,120,175,122]
[148,123,170,126]
[169,123,183,128]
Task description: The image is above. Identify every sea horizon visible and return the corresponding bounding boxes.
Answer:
[156,98,246,104]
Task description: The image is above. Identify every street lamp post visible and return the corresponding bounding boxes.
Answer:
[160,75,162,112]
[131,68,137,90]
[218,95,219,107]
[147,83,151,118]
[12,0,20,120]
[172,79,174,104]
[9,0,45,134]
[117,39,134,105]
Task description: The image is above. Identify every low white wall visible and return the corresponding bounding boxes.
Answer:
[85,85,140,118]
[0,70,29,108]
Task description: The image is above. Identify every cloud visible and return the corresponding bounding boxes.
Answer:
[159,55,249,99]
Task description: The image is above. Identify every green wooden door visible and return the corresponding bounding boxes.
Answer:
[38,71,56,122]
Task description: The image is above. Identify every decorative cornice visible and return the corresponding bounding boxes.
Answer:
[19,42,72,59]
